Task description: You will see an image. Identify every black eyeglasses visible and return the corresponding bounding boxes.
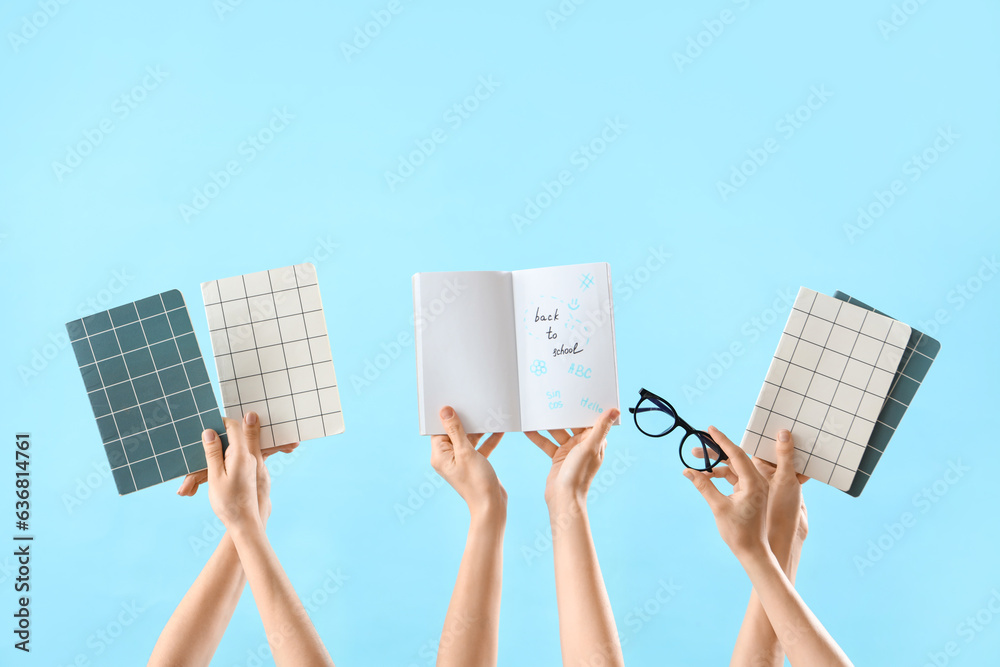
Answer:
[629,387,728,472]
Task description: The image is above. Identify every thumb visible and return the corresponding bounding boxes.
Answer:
[775,429,796,475]
[439,406,472,455]
[585,408,619,452]
[202,428,226,480]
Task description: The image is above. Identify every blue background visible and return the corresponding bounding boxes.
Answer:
[2,0,998,665]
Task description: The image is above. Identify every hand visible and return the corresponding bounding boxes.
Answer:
[176,442,298,499]
[699,429,809,554]
[526,409,619,507]
[682,426,770,562]
[202,412,265,531]
[756,430,809,550]
[431,406,506,520]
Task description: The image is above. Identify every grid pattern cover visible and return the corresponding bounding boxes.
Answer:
[740,287,911,492]
[66,290,226,495]
[201,263,344,449]
[834,291,941,497]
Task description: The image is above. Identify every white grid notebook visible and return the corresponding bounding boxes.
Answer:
[740,287,911,492]
[201,263,345,448]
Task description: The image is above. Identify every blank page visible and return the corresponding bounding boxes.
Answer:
[414,271,521,435]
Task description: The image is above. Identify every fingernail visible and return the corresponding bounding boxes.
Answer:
[778,429,790,442]
[440,406,454,419]
[202,429,216,444]
[609,408,621,420]
[245,411,258,426]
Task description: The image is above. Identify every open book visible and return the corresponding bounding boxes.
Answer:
[413,262,620,435]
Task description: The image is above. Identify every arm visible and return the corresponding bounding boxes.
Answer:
[149,419,291,667]
[527,409,624,667]
[228,521,333,666]
[728,430,809,667]
[202,413,334,667]
[148,533,249,667]
[730,542,802,667]
[433,407,506,667]
[683,426,852,667]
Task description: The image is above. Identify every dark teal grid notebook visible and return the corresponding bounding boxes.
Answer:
[833,292,941,497]
[66,290,227,495]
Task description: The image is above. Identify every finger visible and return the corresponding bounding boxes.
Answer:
[261,443,298,460]
[570,428,586,437]
[797,474,810,485]
[223,416,241,437]
[774,429,796,475]
[243,412,262,460]
[525,431,558,458]
[682,469,726,512]
[707,426,760,485]
[439,406,473,455]
[176,471,205,496]
[477,433,504,458]
[709,465,738,486]
[468,433,484,447]
[753,457,777,472]
[548,429,572,445]
[430,434,450,457]
[586,408,619,450]
[202,428,226,480]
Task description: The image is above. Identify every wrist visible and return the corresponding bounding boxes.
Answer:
[733,538,773,569]
[546,493,588,528]
[546,488,587,513]
[469,500,506,529]
[227,513,266,542]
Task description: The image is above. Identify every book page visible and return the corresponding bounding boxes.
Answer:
[413,271,521,435]
[512,262,619,431]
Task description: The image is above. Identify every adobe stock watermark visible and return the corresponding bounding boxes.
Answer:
[672,0,755,73]
[405,611,475,667]
[511,117,627,233]
[51,66,168,182]
[301,234,341,266]
[545,0,589,30]
[853,459,969,576]
[56,600,147,666]
[178,107,295,223]
[214,0,249,21]
[618,578,682,647]
[237,566,348,667]
[716,85,833,202]
[18,268,135,386]
[340,0,414,63]
[877,0,932,40]
[920,588,1000,667]
[916,254,998,338]
[8,0,73,53]
[612,245,672,303]
[351,277,467,396]
[521,448,637,565]
[683,288,797,403]
[384,75,501,192]
[843,126,958,244]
